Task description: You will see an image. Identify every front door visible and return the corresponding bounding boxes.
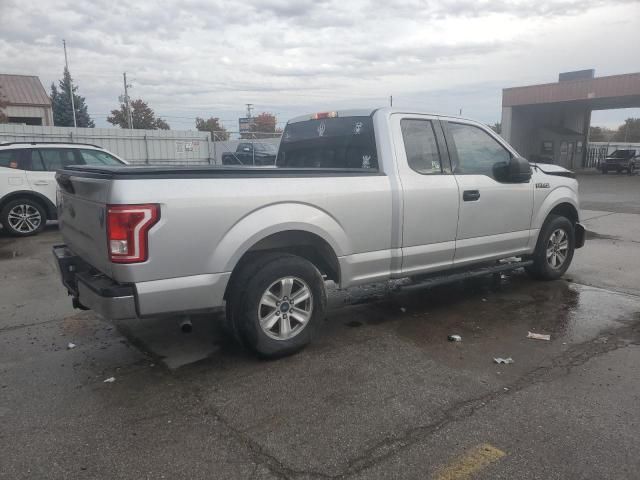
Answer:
[392,114,460,276]
[443,121,533,266]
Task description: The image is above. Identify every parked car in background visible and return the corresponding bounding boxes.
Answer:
[221,142,278,166]
[53,108,585,358]
[0,142,127,236]
[601,149,638,174]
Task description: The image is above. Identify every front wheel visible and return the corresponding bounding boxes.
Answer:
[0,198,46,237]
[227,253,327,358]
[526,215,575,280]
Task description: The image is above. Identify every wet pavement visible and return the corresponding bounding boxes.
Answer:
[1,173,639,479]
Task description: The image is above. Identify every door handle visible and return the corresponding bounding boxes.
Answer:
[33,181,49,185]
[463,190,480,201]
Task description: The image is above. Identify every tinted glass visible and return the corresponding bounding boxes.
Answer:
[38,149,77,171]
[277,116,377,170]
[0,150,20,169]
[29,150,46,171]
[79,149,123,166]
[449,123,510,177]
[610,150,634,159]
[400,119,442,174]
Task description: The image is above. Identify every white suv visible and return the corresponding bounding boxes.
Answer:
[0,143,127,236]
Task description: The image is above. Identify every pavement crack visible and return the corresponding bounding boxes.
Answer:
[334,320,640,478]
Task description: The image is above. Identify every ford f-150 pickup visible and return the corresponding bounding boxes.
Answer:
[53,108,585,357]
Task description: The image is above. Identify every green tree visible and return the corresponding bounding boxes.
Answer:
[241,112,279,139]
[196,116,229,140]
[50,67,95,127]
[107,99,170,130]
[612,118,640,142]
[589,125,615,142]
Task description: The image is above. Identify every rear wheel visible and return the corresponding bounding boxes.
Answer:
[526,214,575,280]
[0,198,46,237]
[227,253,327,358]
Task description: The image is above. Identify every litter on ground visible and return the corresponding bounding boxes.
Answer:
[67,343,76,350]
[527,331,551,341]
[448,335,462,342]
[103,377,116,383]
[494,357,514,364]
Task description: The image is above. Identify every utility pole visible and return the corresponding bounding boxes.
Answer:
[390,95,393,107]
[62,40,77,128]
[123,73,133,129]
[246,103,253,119]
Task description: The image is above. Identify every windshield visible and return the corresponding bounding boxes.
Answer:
[255,143,277,154]
[609,150,635,158]
[277,116,377,170]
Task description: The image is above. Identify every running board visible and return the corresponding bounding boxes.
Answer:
[401,259,533,292]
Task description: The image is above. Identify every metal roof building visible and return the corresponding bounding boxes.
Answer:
[501,70,640,169]
[0,74,53,126]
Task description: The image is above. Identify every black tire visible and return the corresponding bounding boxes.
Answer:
[0,198,47,237]
[227,253,327,358]
[526,214,575,281]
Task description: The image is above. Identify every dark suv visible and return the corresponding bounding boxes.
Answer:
[601,149,638,175]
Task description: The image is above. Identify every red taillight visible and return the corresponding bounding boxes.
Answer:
[106,204,160,263]
[312,112,337,119]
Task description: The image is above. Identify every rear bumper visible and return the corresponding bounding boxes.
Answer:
[53,244,138,320]
[53,245,231,319]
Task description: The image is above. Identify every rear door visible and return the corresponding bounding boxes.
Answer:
[392,114,460,276]
[443,120,533,266]
[0,149,30,198]
[25,148,78,205]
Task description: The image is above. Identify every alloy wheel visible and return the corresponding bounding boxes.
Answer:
[7,204,42,233]
[257,277,313,341]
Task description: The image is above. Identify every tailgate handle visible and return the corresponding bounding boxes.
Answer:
[56,173,75,194]
[463,190,480,201]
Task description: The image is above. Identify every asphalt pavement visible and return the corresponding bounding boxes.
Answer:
[0,172,639,479]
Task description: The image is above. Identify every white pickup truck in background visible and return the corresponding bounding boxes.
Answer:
[53,108,585,357]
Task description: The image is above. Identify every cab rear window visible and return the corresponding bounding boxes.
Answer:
[277,116,377,170]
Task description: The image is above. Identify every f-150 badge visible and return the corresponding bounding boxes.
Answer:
[535,182,550,189]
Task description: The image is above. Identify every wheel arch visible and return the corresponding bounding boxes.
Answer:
[0,190,56,220]
[533,187,579,230]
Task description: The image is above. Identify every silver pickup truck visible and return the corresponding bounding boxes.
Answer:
[54,108,585,357]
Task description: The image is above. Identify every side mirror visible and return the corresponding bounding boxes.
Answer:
[509,156,532,183]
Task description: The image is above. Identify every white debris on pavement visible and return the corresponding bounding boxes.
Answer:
[67,343,76,350]
[400,307,406,313]
[494,357,514,364]
[448,334,462,342]
[103,377,116,383]
[527,331,551,341]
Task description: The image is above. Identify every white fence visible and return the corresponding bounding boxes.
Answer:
[585,142,640,168]
[0,124,281,165]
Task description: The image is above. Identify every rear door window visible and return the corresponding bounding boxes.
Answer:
[0,150,21,169]
[277,116,377,170]
[37,149,78,171]
[400,119,443,174]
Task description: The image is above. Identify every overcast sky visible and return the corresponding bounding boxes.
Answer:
[1,0,639,130]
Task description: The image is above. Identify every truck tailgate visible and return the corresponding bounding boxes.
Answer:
[56,172,113,277]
